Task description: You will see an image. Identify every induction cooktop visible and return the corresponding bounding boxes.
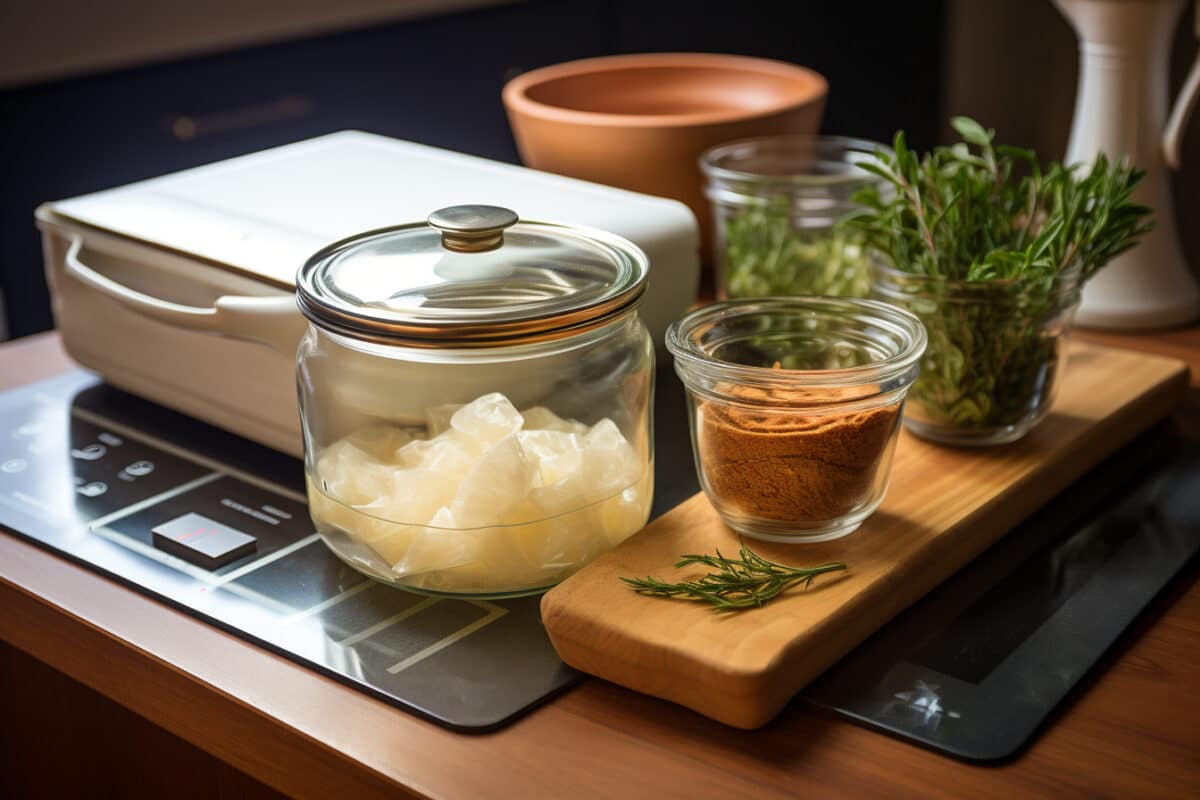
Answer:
[1,369,1195,753]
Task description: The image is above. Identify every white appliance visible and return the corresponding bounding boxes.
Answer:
[1056,0,1200,329]
[37,131,699,456]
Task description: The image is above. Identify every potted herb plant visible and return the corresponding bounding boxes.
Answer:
[845,117,1153,445]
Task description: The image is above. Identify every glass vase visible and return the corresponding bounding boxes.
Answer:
[871,257,1083,446]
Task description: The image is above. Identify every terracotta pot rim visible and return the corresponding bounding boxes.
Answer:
[502,52,828,129]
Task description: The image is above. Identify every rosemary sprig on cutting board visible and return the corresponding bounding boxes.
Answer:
[621,543,847,612]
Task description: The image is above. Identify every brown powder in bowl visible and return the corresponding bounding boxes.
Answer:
[697,386,902,523]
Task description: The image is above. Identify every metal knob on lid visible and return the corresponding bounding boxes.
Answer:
[428,204,519,253]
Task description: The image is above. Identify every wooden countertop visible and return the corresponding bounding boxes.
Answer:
[2,330,1198,799]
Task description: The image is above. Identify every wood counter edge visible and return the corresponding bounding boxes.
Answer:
[0,556,417,800]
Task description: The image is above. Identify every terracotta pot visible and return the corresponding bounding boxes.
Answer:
[502,53,828,268]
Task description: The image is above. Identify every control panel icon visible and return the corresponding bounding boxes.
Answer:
[70,443,107,461]
[76,481,108,497]
[124,460,155,477]
[13,422,42,439]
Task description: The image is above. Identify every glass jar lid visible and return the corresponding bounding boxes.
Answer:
[296,205,649,346]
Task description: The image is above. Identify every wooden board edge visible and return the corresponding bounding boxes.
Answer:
[543,355,1191,729]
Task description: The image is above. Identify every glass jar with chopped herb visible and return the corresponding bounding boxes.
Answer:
[700,136,890,300]
[847,117,1153,446]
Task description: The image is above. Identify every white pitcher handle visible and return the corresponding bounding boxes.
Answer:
[1164,42,1200,170]
[63,236,305,355]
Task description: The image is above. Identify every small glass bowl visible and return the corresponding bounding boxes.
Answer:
[666,298,926,542]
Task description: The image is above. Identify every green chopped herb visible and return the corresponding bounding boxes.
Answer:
[723,196,871,299]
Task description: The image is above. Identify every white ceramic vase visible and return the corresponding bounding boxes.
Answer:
[1056,0,1200,329]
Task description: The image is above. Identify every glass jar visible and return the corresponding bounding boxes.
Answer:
[666,298,926,542]
[296,205,655,598]
[699,136,890,300]
[871,256,1083,446]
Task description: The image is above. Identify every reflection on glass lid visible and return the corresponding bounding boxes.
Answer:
[296,205,649,345]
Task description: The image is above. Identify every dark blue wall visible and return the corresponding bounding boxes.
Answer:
[0,0,944,337]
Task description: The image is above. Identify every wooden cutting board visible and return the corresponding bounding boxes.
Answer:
[540,342,1190,729]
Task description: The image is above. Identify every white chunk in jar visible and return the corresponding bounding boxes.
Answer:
[308,393,650,594]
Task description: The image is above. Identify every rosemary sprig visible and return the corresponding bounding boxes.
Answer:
[838,117,1154,432]
[620,542,847,613]
[843,116,1154,284]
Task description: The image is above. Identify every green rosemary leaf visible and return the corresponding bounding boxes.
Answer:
[622,541,847,613]
[950,116,991,148]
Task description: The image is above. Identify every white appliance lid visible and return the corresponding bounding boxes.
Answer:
[40,130,694,289]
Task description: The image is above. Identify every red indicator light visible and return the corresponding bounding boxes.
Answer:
[178,526,213,542]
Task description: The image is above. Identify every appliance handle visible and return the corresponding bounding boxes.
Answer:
[1164,44,1200,170]
[63,236,305,355]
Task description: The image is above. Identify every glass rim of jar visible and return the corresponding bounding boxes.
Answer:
[309,302,647,361]
[699,134,892,192]
[869,250,1086,299]
[299,275,648,349]
[666,297,927,392]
